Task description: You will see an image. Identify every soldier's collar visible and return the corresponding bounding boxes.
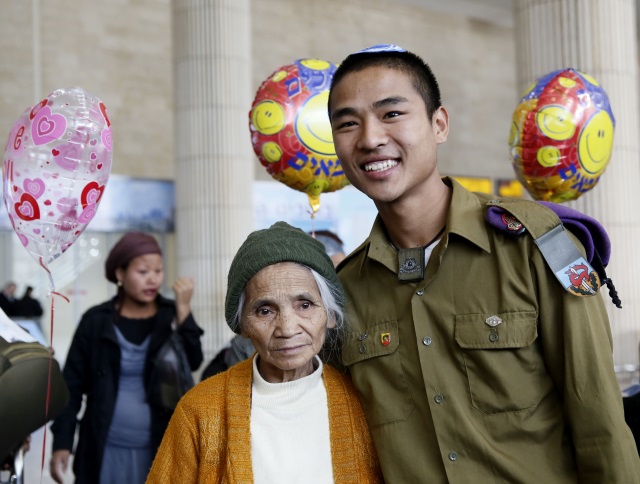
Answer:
[445,177,491,253]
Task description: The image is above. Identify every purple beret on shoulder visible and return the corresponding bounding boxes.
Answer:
[485,202,610,266]
[538,201,610,266]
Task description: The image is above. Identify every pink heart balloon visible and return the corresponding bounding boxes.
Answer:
[23,178,46,198]
[31,106,67,146]
[2,87,113,268]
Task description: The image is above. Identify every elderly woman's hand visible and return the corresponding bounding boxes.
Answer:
[172,276,194,324]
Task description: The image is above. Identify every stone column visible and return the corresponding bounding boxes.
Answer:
[172,0,253,366]
[514,0,640,367]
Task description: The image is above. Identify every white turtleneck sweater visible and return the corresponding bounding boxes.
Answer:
[250,355,334,484]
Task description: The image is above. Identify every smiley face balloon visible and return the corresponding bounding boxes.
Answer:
[509,68,615,202]
[249,59,349,213]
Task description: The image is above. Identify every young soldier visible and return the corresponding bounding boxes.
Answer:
[328,44,639,483]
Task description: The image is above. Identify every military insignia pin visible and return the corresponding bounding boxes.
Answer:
[502,214,524,232]
[485,315,502,327]
[397,247,425,282]
[380,332,391,346]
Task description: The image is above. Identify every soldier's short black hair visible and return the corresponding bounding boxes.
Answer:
[328,48,442,119]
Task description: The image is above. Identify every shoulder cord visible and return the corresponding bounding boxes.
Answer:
[590,251,622,308]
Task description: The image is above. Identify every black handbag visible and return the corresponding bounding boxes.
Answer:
[148,325,194,411]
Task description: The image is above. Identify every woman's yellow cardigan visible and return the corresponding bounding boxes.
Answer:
[146,356,382,483]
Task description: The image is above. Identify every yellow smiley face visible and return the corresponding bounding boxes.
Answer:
[305,178,329,197]
[509,100,537,148]
[536,146,562,168]
[295,91,336,156]
[271,70,287,82]
[305,179,330,213]
[300,59,331,70]
[261,141,283,163]
[508,118,520,148]
[536,105,576,141]
[557,77,577,89]
[578,110,614,175]
[251,100,286,136]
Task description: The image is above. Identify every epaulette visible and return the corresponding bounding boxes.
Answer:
[484,198,621,308]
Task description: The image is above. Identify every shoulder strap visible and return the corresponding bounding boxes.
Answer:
[484,197,605,300]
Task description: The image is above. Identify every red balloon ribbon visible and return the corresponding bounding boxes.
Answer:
[39,256,70,477]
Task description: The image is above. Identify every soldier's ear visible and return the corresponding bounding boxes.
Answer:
[432,107,449,144]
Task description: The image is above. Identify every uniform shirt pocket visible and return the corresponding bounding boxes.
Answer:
[455,310,552,415]
[342,320,415,427]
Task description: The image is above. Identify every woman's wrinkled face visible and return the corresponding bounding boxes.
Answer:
[116,253,164,306]
[240,262,334,383]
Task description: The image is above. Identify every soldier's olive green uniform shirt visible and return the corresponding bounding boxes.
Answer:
[338,178,639,483]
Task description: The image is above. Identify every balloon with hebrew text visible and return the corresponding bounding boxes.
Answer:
[510,68,615,202]
[249,59,349,213]
[2,87,113,268]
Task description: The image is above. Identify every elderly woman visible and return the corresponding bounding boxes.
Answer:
[146,222,382,483]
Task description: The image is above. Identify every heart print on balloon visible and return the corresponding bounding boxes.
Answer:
[2,87,113,268]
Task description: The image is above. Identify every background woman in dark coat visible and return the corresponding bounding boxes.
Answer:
[49,232,204,484]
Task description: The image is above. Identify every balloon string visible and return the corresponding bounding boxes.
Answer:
[38,257,69,479]
[40,256,55,293]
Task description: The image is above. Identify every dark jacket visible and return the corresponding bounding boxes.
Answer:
[0,293,18,317]
[16,295,43,318]
[50,295,204,484]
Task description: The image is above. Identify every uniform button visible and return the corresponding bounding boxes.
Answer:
[359,345,367,354]
[448,451,458,461]
[489,332,499,342]
[422,337,432,346]
[434,394,445,404]
[416,288,425,296]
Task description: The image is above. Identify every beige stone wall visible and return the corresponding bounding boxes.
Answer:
[1,0,516,182]
[0,0,174,179]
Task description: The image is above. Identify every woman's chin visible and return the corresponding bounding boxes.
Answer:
[259,351,316,382]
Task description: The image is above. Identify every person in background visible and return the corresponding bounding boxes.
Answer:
[16,286,44,319]
[312,229,347,266]
[147,222,381,483]
[50,232,204,484]
[328,44,639,482]
[222,332,255,367]
[200,333,255,381]
[312,229,349,368]
[0,282,18,317]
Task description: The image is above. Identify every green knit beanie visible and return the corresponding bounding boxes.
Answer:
[225,221,344,333]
